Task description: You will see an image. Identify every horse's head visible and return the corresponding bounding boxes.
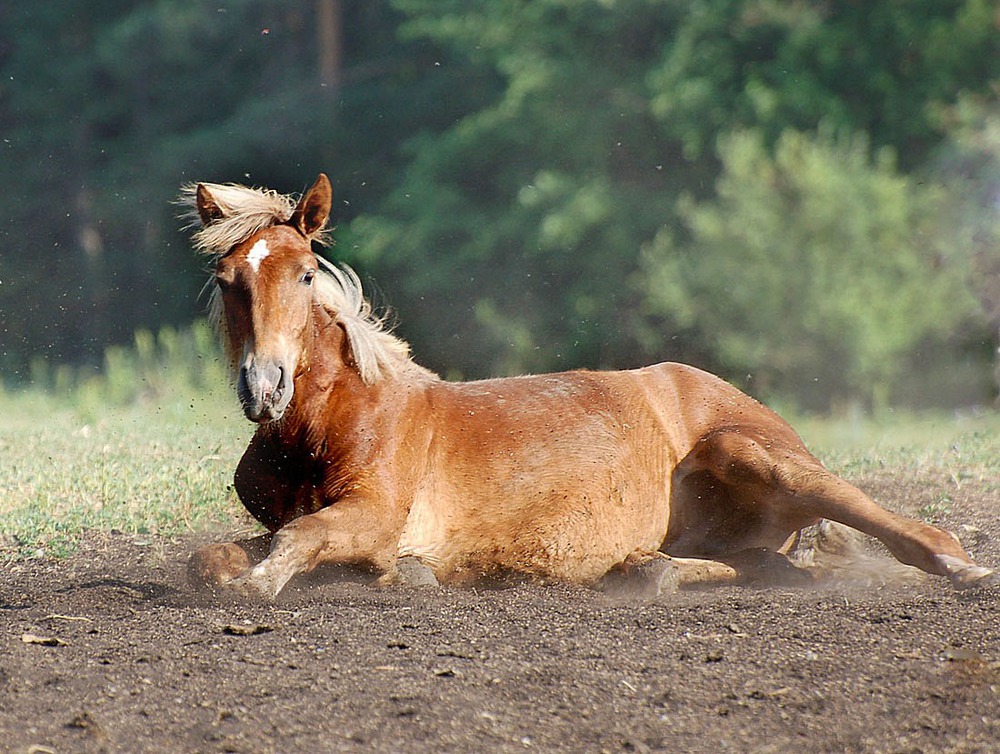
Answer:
[195,174,332,422]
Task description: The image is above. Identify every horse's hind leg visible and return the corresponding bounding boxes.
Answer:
[188,534,273,588]
[597,550,810,598]
[596,552,733,597]
[693,430,996,589]
[780,469,996,588]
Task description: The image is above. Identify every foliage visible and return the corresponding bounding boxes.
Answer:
[639,127,980,409]
[931,94,1000,330]
[350,0,999,405]
[22,320,229,421]
[647,0,1000,164]
[0,0,465,377]
[351,0,685,376]
[1,1,998,409]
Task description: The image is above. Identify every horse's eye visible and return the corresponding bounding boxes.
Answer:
[301,269,316,286]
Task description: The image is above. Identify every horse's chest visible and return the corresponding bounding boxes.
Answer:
[247,441,354,526]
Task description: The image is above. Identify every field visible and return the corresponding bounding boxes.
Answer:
[2,381,999,753]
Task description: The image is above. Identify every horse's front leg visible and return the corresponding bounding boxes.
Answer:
[227,498,401,599]
[188,534,274,588]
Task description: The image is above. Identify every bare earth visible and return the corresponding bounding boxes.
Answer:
[2,472,999,754]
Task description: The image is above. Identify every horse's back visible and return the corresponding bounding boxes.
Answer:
[630,361,809,454]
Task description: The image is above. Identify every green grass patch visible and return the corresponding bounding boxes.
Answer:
[0,321,257,559]
[0,388,252,559]
[789,408,1000,483]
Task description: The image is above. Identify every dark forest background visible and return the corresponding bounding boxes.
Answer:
[2,0,999,411]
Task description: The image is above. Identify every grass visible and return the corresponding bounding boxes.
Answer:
[0,388,251,557]
[0,322,256,559]
[0,387,253,559]
[790,408,1000,484]
[4,395,996,560]
[1,323,997,559]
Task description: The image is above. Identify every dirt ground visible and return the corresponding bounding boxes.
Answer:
[2,471,999,754]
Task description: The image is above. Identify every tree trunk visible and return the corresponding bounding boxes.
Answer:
[317,0,343,91]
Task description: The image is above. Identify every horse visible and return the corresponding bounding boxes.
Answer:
[181,173,996,599]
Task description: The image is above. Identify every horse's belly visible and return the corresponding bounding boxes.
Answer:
[395,464,670,584]
[397,372,681,582]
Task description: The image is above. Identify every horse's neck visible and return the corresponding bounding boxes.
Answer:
[282,314,364,445]
[273,303,434,459]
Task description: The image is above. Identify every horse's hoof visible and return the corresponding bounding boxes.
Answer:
[598,556,679,599]
[224,557,297,601]
[380,555,440,587]
[952,567,999,590]
[633,557,681,596]
[937,555,999,590]
[226,571,281,601]
[188,543,251,588]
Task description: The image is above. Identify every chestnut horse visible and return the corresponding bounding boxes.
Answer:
[182,174,995,599]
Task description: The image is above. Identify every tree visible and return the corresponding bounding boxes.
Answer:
[2,0,997,411]
[349,0,688,377]
[0,1,459,380]
[350,0,999,393]
[639,127,978,410]
[932,93,1000,402]
[647,0,1000,166]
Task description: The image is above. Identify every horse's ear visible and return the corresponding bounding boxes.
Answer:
[290,173,332,239]
[195,184,226,226]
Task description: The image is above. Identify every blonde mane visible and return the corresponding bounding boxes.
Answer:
[312,259,413,384]
[179,181,411,385]
[178,182,302,256]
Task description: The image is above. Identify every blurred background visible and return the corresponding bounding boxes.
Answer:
[1,0,998,414]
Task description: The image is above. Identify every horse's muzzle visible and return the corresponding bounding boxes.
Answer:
[238,357,292,422]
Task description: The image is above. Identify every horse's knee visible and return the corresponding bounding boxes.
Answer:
[188,542,251,588]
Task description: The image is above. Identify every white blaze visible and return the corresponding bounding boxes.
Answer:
[246,239,270,273]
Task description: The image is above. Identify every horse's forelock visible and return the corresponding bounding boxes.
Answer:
[178,182,298,257]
